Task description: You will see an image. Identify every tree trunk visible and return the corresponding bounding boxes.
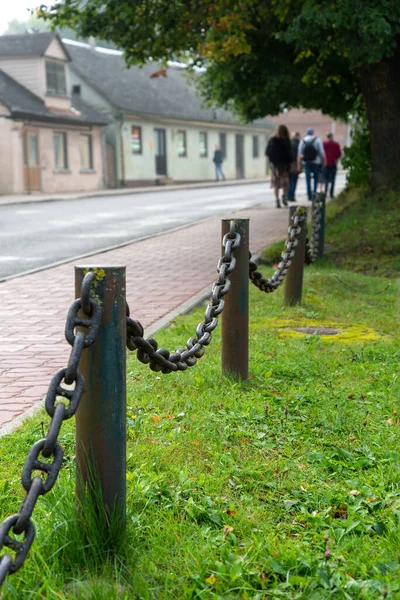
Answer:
[359,42,400,189]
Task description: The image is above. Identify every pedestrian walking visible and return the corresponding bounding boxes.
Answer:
[288,132,301,202]
[265,124,293,208]
[297,128,326,201]
[213,145,226,182]
[323,133,342,198]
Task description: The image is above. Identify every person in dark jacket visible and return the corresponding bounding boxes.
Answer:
[213,145,226,181]
[265,125,293,208]
[288,132,301,202]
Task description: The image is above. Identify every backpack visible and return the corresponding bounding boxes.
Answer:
[302,137,318,162]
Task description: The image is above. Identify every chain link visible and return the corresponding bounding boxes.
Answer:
[305,194,323,264]
[126,220,241,374]
[0,271,102,588]
[249,206,306,292]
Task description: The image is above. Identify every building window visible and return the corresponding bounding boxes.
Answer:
[131,126,142,154]
[80,134,93,169]
[53,133,68,170]
[252,135,259,158]
[177,130,187,157]
[46,61,67,96]
[199,132,208,157]
[219,132,227,159]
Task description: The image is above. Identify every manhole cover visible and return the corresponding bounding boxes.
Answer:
[291,326,341,335]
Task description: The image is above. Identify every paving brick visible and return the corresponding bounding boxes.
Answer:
[0,193,331,429]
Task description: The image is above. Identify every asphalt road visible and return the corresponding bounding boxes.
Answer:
[0,174,346,279]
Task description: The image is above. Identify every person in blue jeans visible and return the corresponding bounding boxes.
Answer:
[297,128,326,200]
[213,145,226,181]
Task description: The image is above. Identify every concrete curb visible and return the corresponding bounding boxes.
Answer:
[0,177,269,208]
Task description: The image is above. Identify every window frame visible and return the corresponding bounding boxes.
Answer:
[45,60,67,96]
[199,131,208,158]
[53,132,68,171]
[252,135,259,158]
[177,130,187,157]
[131,125,143,155]
[80,133,94,170]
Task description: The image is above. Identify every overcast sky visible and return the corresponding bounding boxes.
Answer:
[0,0,45,34]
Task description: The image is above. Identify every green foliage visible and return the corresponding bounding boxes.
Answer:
[324,187,400,277]
[40,0,400,122]
[342,120,371,188]
[0,257,399,597]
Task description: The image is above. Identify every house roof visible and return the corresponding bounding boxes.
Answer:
[65,41,271,130]
[0,32,71,61]
[0,69,107,126]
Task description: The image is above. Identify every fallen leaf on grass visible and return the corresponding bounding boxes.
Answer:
[223,525,234,534]
[387,418,393,425]
[226,509,236,517]
[349,490,360,496]
[151,415,161,423]
[205,574,216,585]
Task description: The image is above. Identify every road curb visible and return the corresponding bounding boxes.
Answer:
[0,177,270,208]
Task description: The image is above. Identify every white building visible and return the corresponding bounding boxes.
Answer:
[64,39,273,187]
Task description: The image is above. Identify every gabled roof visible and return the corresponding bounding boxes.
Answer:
[0,32,71,61]
[0,69,107,126]
[65,41,271,130]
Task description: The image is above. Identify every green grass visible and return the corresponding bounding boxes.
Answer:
[260,187,400,278]
[0,260,399,598]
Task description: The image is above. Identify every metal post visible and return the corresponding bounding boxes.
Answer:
[75,266,126,535]
[221,219,249,379]
[317,192,326,258]
[284,207,307,306]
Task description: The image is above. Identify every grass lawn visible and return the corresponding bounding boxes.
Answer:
[0,190,399,599]
[260,187,400,279]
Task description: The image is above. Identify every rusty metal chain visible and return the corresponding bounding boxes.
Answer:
[249,206,306,292]
[305,195,323,264]
[126,220,241,374]
[0,271,102,588]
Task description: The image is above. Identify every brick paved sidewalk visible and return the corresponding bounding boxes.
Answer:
[0,199,304,432]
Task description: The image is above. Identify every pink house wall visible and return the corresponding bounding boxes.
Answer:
[0,117,104,195]
[37,126,103,193]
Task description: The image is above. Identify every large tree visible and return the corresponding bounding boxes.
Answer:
[41,0,400,188]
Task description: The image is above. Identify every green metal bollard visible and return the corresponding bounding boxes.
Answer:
[75,266,126,539]
[316,192,326,258]
[284,207,307,306]
[221,219,249,380]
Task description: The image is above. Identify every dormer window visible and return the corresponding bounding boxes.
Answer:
[46,61,67,96]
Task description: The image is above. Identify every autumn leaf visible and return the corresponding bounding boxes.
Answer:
[151,415,161,423]
[223,525,234,534]
[205,574,216,585]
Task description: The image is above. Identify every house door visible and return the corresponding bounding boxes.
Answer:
[235,134,245,179]
[154,128,167,176]
[23,130,41,191]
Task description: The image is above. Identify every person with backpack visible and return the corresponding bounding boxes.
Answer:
[265,124,293,208]
[297,128,326,201]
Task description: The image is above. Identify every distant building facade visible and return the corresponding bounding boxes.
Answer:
[64,39,272,188]
[0,33,107,195]
[268,109,350,149]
